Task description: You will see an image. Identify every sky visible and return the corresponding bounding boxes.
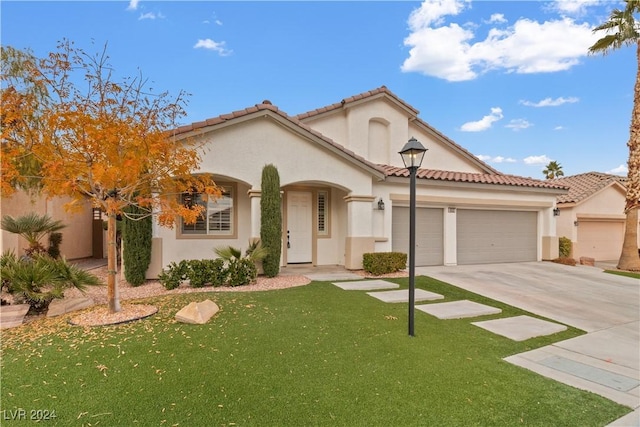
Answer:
[1,0,636,179]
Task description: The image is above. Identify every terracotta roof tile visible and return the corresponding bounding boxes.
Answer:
[380,165,569,190]
[553,172,627,204]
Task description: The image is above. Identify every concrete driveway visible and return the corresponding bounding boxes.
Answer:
[416,262,639,425]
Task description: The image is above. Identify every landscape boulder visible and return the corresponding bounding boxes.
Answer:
[175,299,220,324]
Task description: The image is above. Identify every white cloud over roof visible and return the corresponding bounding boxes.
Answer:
[401,0,599,81]
[524,155,553,165]
[520,96,579,107]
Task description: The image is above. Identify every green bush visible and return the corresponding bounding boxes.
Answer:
[559,236,572,258]
[188,259,227,288]
[0,253,101,313]
[158,260,190,290]
[158,259,228,290]
[122,205,152,286]
[363,252,407,276]
[227,258,258,286]
[260,164,282,277]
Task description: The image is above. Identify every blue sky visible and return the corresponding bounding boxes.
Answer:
[1,1,635,179]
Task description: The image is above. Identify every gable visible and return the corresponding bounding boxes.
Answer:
[296,86,496,174]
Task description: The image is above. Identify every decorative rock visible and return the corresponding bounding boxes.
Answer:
[175,300,219,324]
[0,304,30,329]
[47,297,94,317]
[580,257,595,266]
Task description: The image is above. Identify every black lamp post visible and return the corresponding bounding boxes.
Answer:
[399,137,427,337]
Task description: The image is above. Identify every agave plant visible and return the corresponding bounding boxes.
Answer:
[1,213,65,256]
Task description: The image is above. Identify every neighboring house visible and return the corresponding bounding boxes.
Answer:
[148,86,567,277]
[555,172,638,261]
[0,189,98,259]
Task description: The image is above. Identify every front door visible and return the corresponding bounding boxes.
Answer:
[287,191,312,263]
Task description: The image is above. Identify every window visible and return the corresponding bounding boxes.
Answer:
[181,185,234,236]
[317,190,328,236]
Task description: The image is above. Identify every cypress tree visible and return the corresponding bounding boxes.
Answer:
[122,205,152,286]
[260,164,282,277]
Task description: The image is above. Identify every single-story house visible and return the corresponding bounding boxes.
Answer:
[555,172,639,261]
[147,86,568,277]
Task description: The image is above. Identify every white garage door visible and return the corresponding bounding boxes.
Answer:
[578,220,624,261]
[392,207,443,266]
[457,210,537,265]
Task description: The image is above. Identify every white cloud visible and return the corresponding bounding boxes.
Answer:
[549,0,604,16]
[488,13,507,24]
[607,164,628,175]
[505,118,532,131]
[127,0,139,11]
[524,155,553,165]
[460,107,503,132]
[554,125,566,130]
[139,12,164,20]
[402,1,599,81]
[477,154,517,163]
[194,39,233,56]
[520,96,579,107]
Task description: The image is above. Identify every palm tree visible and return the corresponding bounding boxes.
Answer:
[543,161,564,179]
[589,0,640,271]
[1,212,65,256]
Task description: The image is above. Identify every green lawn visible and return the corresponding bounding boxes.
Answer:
[605,269,640,280]
[0,276,630,426]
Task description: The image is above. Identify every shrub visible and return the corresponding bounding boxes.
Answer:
[122,205,152,286]
[47,232,63,259]
[188,259,226,288]
[0,254,101,313]
[260,164,282,277]
[158,260,190,290]
[559,236,572,258]
[363,252,407,276]
[227,258,258,286]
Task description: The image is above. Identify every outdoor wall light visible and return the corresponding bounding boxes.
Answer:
[574,221,579,227]
[553,208,560,217]
[399,137,427,338]
[377,198,385,210]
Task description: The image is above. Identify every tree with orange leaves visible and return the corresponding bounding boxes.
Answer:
[1,40,219,312]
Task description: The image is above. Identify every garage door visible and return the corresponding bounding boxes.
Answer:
[578,220,624,261]
[392,207,443,266]
[457,210,537,264]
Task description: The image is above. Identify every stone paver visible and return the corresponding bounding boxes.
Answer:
[366,289,444,303]
[0,304,30,329]
[416,300,501,319]
[472,315,567,341]
[333,280,399,291]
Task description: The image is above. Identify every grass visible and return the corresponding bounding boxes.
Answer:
[604,269,640,279]
[0,276,630,426]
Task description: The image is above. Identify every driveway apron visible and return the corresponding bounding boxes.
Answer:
[416,262,639,424]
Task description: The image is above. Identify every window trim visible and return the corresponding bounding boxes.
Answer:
[177,182,238,239]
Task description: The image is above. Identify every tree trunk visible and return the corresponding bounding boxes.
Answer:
[617,43,640,271]
[107,212,121,312]
[617,207,640,271]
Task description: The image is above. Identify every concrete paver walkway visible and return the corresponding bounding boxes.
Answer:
[417,262,640,424]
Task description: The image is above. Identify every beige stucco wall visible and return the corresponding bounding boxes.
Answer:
[0,191,93,259]
[301,98,486,174]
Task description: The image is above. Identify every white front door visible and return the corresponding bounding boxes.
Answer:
[287,191,312,263]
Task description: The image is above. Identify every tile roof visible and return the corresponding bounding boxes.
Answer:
[380,165,569,190]
[168,87,566,192]
[553,172,628,204]
[294,86,500,175]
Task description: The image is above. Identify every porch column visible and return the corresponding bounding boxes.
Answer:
[344,195,376,270]
[248,189,262,240]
